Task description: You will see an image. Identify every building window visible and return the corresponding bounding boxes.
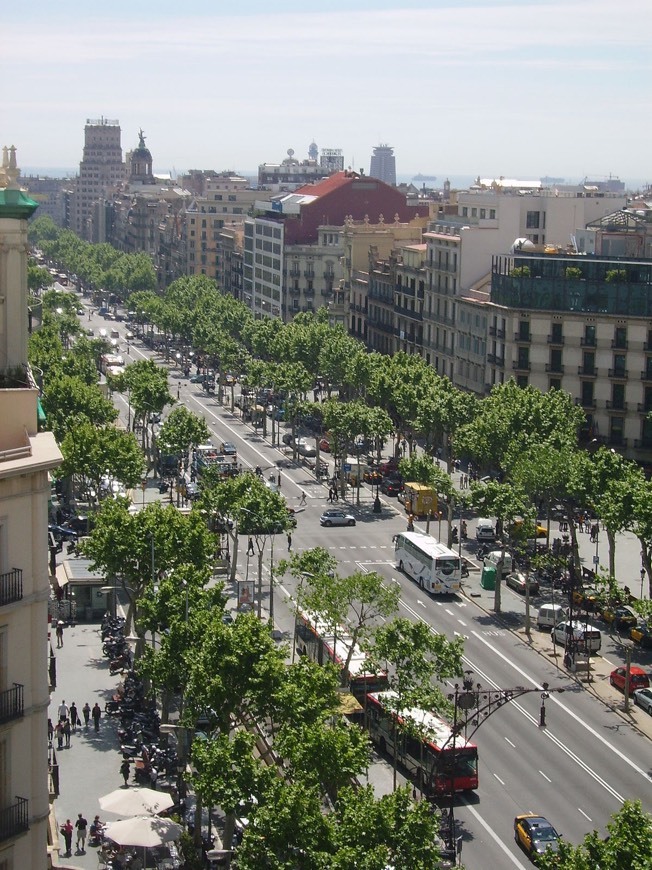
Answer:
[614,326,627,348]
[644,387,652,413]
[526,211,540,229]
[517,346,529,370]
[549,348,563,372]
[549,378,561,391]
[610,416,624,445]
[584,324,596,346]
[489,209,496,219]
[611,383,625,410]
[550,322,563,344]
[518,320,530,341]
[516,375,528,388]
[612,354,627,377]
[581,380,594,407]
[582,351,595,376]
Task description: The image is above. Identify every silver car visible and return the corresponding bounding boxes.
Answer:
[634,687,652,714]
[320,509,356,528]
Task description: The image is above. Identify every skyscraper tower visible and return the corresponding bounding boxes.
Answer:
[369,144,396,186]
[72,117,125,238]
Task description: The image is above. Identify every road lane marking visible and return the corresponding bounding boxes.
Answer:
[578,808,592,822]
[493,773,506,785]
[460,798,529,869]
[539,770,551,782]
[445,608,454,615]
[504,737,516,748]
[417,600,426,609]
[458,620,467,626]
[471,630,650,786]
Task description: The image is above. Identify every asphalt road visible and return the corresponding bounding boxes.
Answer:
[78,295,652,869]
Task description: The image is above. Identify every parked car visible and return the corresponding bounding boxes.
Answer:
[514,814,560,859]
[602,604,638,630]
[633,687,652,714]
[571,585,601,612]
[631,622,652,648]
[319,436,331,452]
[552,620,602,653]
[378,457,400,476]
[610,666,650,692]
[320,509,356,528]
[363,469,383,485]
[220,442,237,456]
[505,571,540,596]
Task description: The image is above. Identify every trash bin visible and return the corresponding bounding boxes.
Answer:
[480,565,496,590]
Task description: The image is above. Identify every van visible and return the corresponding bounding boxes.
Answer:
[399,482,437,517]
[552,620,602,654]
[537,603,569,631]
[483,550,513,577]
[476,518,496,542]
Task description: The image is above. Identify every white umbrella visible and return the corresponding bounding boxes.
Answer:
[99,786,174,817]
[104,815,182,864]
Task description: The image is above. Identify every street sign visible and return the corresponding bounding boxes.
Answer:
[343,463,351,472]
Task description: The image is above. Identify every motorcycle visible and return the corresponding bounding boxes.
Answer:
[109,653,133,675]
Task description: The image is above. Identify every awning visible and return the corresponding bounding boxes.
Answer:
[55,564,69,588]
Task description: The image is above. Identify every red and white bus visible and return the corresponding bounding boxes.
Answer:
[366,690,478,795]
[294,610,388,699]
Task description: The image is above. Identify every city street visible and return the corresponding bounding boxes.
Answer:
[77,294,652,869]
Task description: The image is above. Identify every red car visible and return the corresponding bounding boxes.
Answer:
[609,666,650,692]
[378,457,400,475]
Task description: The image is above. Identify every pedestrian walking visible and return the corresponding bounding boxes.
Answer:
[75,813,88,852]
[299,491,307,506]
[287,533,292,552]
[327,487,333,503]
[60,819,73,856]
[277,472,282,489]
[82,702,91,729]
[55,620,64,648]
[55,721,64,750]
[590,523,599,543]
[63,718,71,748]
[120,758,131,787]
[247,537,255,556]
[48,718,54,743]
[92,702,101,732]
[69,702,79,734]
[58,699,69,722]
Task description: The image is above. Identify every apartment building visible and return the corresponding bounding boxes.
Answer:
[0,147,63,868]
[369,144,396,186]
[244,172,429,322]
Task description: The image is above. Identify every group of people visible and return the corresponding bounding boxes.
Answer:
[52,699,102,749]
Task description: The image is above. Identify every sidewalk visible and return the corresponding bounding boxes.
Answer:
[49,621,125,868]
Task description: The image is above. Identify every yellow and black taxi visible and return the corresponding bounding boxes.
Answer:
[602,604,638,630]
[514,813,560,858]
[571,585,600,612]
[631,621,652,648]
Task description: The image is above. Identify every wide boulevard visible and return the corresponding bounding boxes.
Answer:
[83,298,652,869]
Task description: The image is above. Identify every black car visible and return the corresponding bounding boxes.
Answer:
[380,478,402,497]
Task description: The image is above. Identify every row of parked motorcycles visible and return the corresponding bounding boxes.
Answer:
[101,614,181,793]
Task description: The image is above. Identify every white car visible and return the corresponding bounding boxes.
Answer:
[633,687,652,714]
[295,438,316,458]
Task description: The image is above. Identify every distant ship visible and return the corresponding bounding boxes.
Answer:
[412,173,437,182]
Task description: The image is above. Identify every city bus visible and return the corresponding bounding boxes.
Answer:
[366,690,479,795]
[294,610,388,699]
[394,531,462,594]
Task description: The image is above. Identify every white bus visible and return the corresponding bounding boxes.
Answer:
[394,531,462,594]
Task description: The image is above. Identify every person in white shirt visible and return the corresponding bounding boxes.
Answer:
[58,700,69,722]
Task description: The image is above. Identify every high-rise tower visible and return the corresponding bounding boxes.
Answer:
[71,117,125,239]
[369,144,396,186]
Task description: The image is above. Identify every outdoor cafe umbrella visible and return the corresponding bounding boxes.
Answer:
[99,786,174,817]
[103,815,182,865]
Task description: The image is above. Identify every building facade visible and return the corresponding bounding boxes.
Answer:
[0,146,62,869]
[71,118,125,240]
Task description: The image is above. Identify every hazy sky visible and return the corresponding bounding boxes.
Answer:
[3,0,651,184]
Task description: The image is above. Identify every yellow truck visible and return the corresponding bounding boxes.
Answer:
[398,482,437,517]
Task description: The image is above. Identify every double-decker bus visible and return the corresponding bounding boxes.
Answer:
[294,610,387,699]
[366,690,478,795]
[394,531,462,594]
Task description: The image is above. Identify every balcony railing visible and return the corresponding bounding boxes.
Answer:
[288,267,300,278]
[608,368,628,379]
[323,270,335,281]
[304,269,315,279]
[514,332,531,343]
[547,334,565,345]
[0,684,24,724]
[606,401,628,411]
[0,797,29,843]
[578,366,598,377]
[512,360,531,371]
[545,364,565,374]
[642,371,652,382]
[0,569,22,607]
[489,326,505,339]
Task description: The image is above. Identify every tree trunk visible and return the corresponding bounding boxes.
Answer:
[607,528,616,579]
